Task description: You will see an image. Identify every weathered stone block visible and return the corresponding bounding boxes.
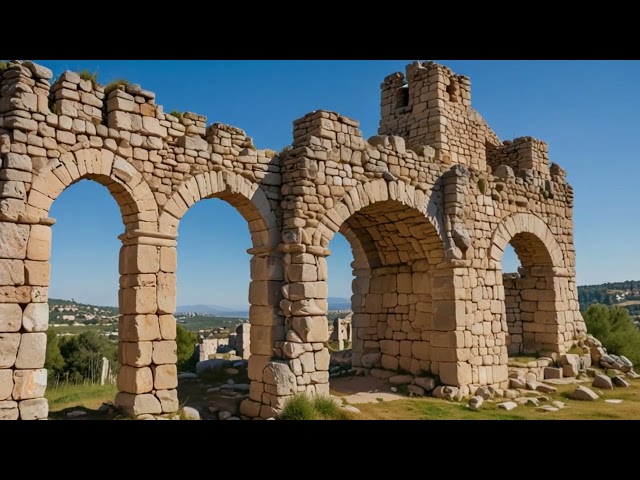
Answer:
[119,341,152,367]
[120,315,161,342]
[117,366,153,394]
[24,261,50,286]
[0,304,22,332]
[439,361,472,387]
[18,398,48,420]
[22,303,48,332]
[158,315,176,340]
[15,332,46,369]
[153,364,178,390]
[0,331,22,369]
[12,368,47,400]
[0,369,14,400]
[121,287,157,315]
[0,400,19,420]
[0,223,29,259]
[115,392,162,416]
[263,362,296,396]
[291,316,328,342]
[152,341,177,365]
[155,389,179,413]
[26,225,52,262]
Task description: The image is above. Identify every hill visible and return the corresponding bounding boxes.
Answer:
[578,281,640,317]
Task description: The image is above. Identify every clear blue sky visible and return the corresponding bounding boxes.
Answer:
[24,60,640,307]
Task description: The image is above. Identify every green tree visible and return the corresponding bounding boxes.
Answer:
[583,304,640,366]
[59,330,117,383]
[176,324,197,372]
[44,329,65,378]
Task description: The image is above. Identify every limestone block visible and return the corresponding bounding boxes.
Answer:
[119,341,152,367]
[117,366,154,394]
[291,316,328,342]
[159,247,177,273]
[0,223,29,259]
[24,260,50,286]
[153,364,178,390]
[0,304,22,332]
[121,287,157,315]
[115,392,162,416]
[299,351,315,373]
[0,333,21,367]
[159,315,176,340]
[439,361,472,387]
[0,369,14,400]
[4,152,32,172]
[262,362,296,396]
[12,368,47,400]
[124,245,160,274]
[0,181,26,200]
[18,398,48,420]
[22,303,48,332]
[314,348,330,371]
[26,225,52,261]
[0,400,19,420]
[156,389,179,413]
[15,332,46,368]
[156,272,176,315]
[120,315,161,342]
[249,281,282,306]
[152,341,177,365]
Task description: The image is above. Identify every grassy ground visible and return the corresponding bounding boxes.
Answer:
[352,379,640,420]
[43,376,640,420]
[46,383,117,412]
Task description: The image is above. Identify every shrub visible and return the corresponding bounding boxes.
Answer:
[583,304,640,366]
[168,110,183,121]
[176,324,198,372]
[280,394,354,420]
[280,394,317,420]
[78,69,100,88]
[104,78,130,95]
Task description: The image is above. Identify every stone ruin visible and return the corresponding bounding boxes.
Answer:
[329,313,352,351]
[0,59,588,420]
[195,323,250,361]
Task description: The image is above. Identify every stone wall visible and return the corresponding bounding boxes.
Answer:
[0,59,587,420]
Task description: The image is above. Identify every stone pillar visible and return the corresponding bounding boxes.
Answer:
[240,248,286,419]
[0,215,53,420]
[114,231,179,417]
[280,246,331,399]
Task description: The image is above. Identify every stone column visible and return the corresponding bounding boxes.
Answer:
[114,230,179,417]
[0,216,52,420]
[280,245,331,396]
[241,247,286,418]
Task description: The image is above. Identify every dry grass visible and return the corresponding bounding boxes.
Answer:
[353,378,640,420]
[46,383,117,412]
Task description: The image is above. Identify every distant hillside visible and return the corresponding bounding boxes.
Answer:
[176,305,249,317]
[578,281,640,316]
[49,296,352,320]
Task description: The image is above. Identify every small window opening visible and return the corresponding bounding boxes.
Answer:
[395,86,409,109]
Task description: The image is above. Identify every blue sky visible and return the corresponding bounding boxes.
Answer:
[26,60,640,308]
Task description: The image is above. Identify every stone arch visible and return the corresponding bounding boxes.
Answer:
[14,149,162,419]
[315,178,454,380]
[157,170,283,400]
[320,177,444,249]
[158,170,279,248]
[489,213,569,356]
[489,213,564,270]
[27,148,158,228]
